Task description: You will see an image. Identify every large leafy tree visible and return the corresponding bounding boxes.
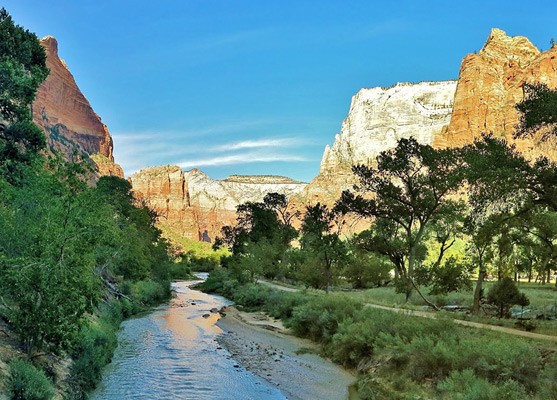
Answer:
[0,8,49,182]
[299,203,345,291]
[214,193,297,281]
[336,138,464,305]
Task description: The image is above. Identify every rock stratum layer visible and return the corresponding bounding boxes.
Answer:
[130,166,306,241]
[33,36,123,178]
[320,81,457,174]
[435,28,557,159]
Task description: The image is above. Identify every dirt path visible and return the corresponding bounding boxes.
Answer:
[260,280,557,343]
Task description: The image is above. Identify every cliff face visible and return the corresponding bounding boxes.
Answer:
[130,166,307,242]
[435,28,557,159]
[320,81,457,175]
[33,36,123,177]
[294,81,457,222]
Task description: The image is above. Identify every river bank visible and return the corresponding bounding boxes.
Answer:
[216,306,356,400]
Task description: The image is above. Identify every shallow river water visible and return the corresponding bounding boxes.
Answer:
[90,277,286,399]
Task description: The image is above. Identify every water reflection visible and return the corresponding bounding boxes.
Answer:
[90,278,286,400]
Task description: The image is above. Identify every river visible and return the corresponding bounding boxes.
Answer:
[90,276,286,399]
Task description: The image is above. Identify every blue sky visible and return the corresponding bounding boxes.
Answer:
[4,1,557,182]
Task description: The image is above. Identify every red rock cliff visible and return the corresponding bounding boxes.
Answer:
[435,28,557,158]
[130,166,307,242]
[33,36,123,177]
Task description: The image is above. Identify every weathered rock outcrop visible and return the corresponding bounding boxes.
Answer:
[320,81,457,175]
[435,28,557,160]
[33,36,123,177]
[294,81,457,221]
[130,165,306,242]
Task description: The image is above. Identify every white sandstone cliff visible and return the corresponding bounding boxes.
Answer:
[320,81,457,174]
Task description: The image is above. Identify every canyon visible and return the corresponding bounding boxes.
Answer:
[44,29,557,242]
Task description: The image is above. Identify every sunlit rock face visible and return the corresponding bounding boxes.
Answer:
[320,80,457,175]
[33,36,123,178]
[290,81,457,232]
[130,166,307,242]
[436,28,557,159]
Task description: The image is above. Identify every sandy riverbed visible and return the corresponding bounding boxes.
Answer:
[216,307,356,400]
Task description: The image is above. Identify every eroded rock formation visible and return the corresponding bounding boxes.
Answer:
[130,165,307,242]
[435,28,557,160]
[294,81,457,223]
[320,81,457,174]
[33,36,123,177]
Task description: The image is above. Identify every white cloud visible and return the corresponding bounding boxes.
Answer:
[177,152,307,168]
[211,137,304,152]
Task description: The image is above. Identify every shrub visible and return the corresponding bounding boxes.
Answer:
[263,290,308,320]
[487,277,529,318]
[7,359,55,400]
[286,295,362,343]
[69,300,122,394]
[197,268,239,298]
[232,284,272,310]
[131,279,170,307]
[331,308,453,368]
[437,369,526,400]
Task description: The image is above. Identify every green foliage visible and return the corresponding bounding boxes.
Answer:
[262,290,308,320]
[286,295,362,342]
[331,307,453,368]
[336,138,465,300]
[0,8,48,183]
[438,369,526,400]
[197,267,240,299]
[232,283,273,310]
[343,240,392,289]
[69,311,119,391]
[213,193,297,282]
[0,8,49,122]
[299,203,345,291]
[487,277,530,318]
[515,82,557,140]
[415,256,473,295]
[7,359,55,400]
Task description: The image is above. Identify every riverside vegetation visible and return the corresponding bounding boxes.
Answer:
[0,9,190,399]
[202,83,557,398]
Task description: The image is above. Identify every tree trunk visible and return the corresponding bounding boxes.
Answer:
[473,265,486,315]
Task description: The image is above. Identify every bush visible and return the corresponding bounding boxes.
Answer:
[7,359,55,400]
[263,290,308,320]
[437,369,526,400]
[69,301,122,394]
[487,277,529,318]
[232,284,272,310]
[131,279,170,307]
[286,295,362,343]
[331,308,453,368]
[197,268,239,298]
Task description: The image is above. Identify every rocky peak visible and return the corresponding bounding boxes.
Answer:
[435,28,557,156]
[33,36,123,178]
[320,80,457,175]
[481,28,539,63]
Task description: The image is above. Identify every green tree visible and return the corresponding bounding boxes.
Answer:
[214,193,297,282]
[487,277,530,318]
[336,138,464,306]
[515,83,557,140]
[0,8,49,183]
[299,203,345,291]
